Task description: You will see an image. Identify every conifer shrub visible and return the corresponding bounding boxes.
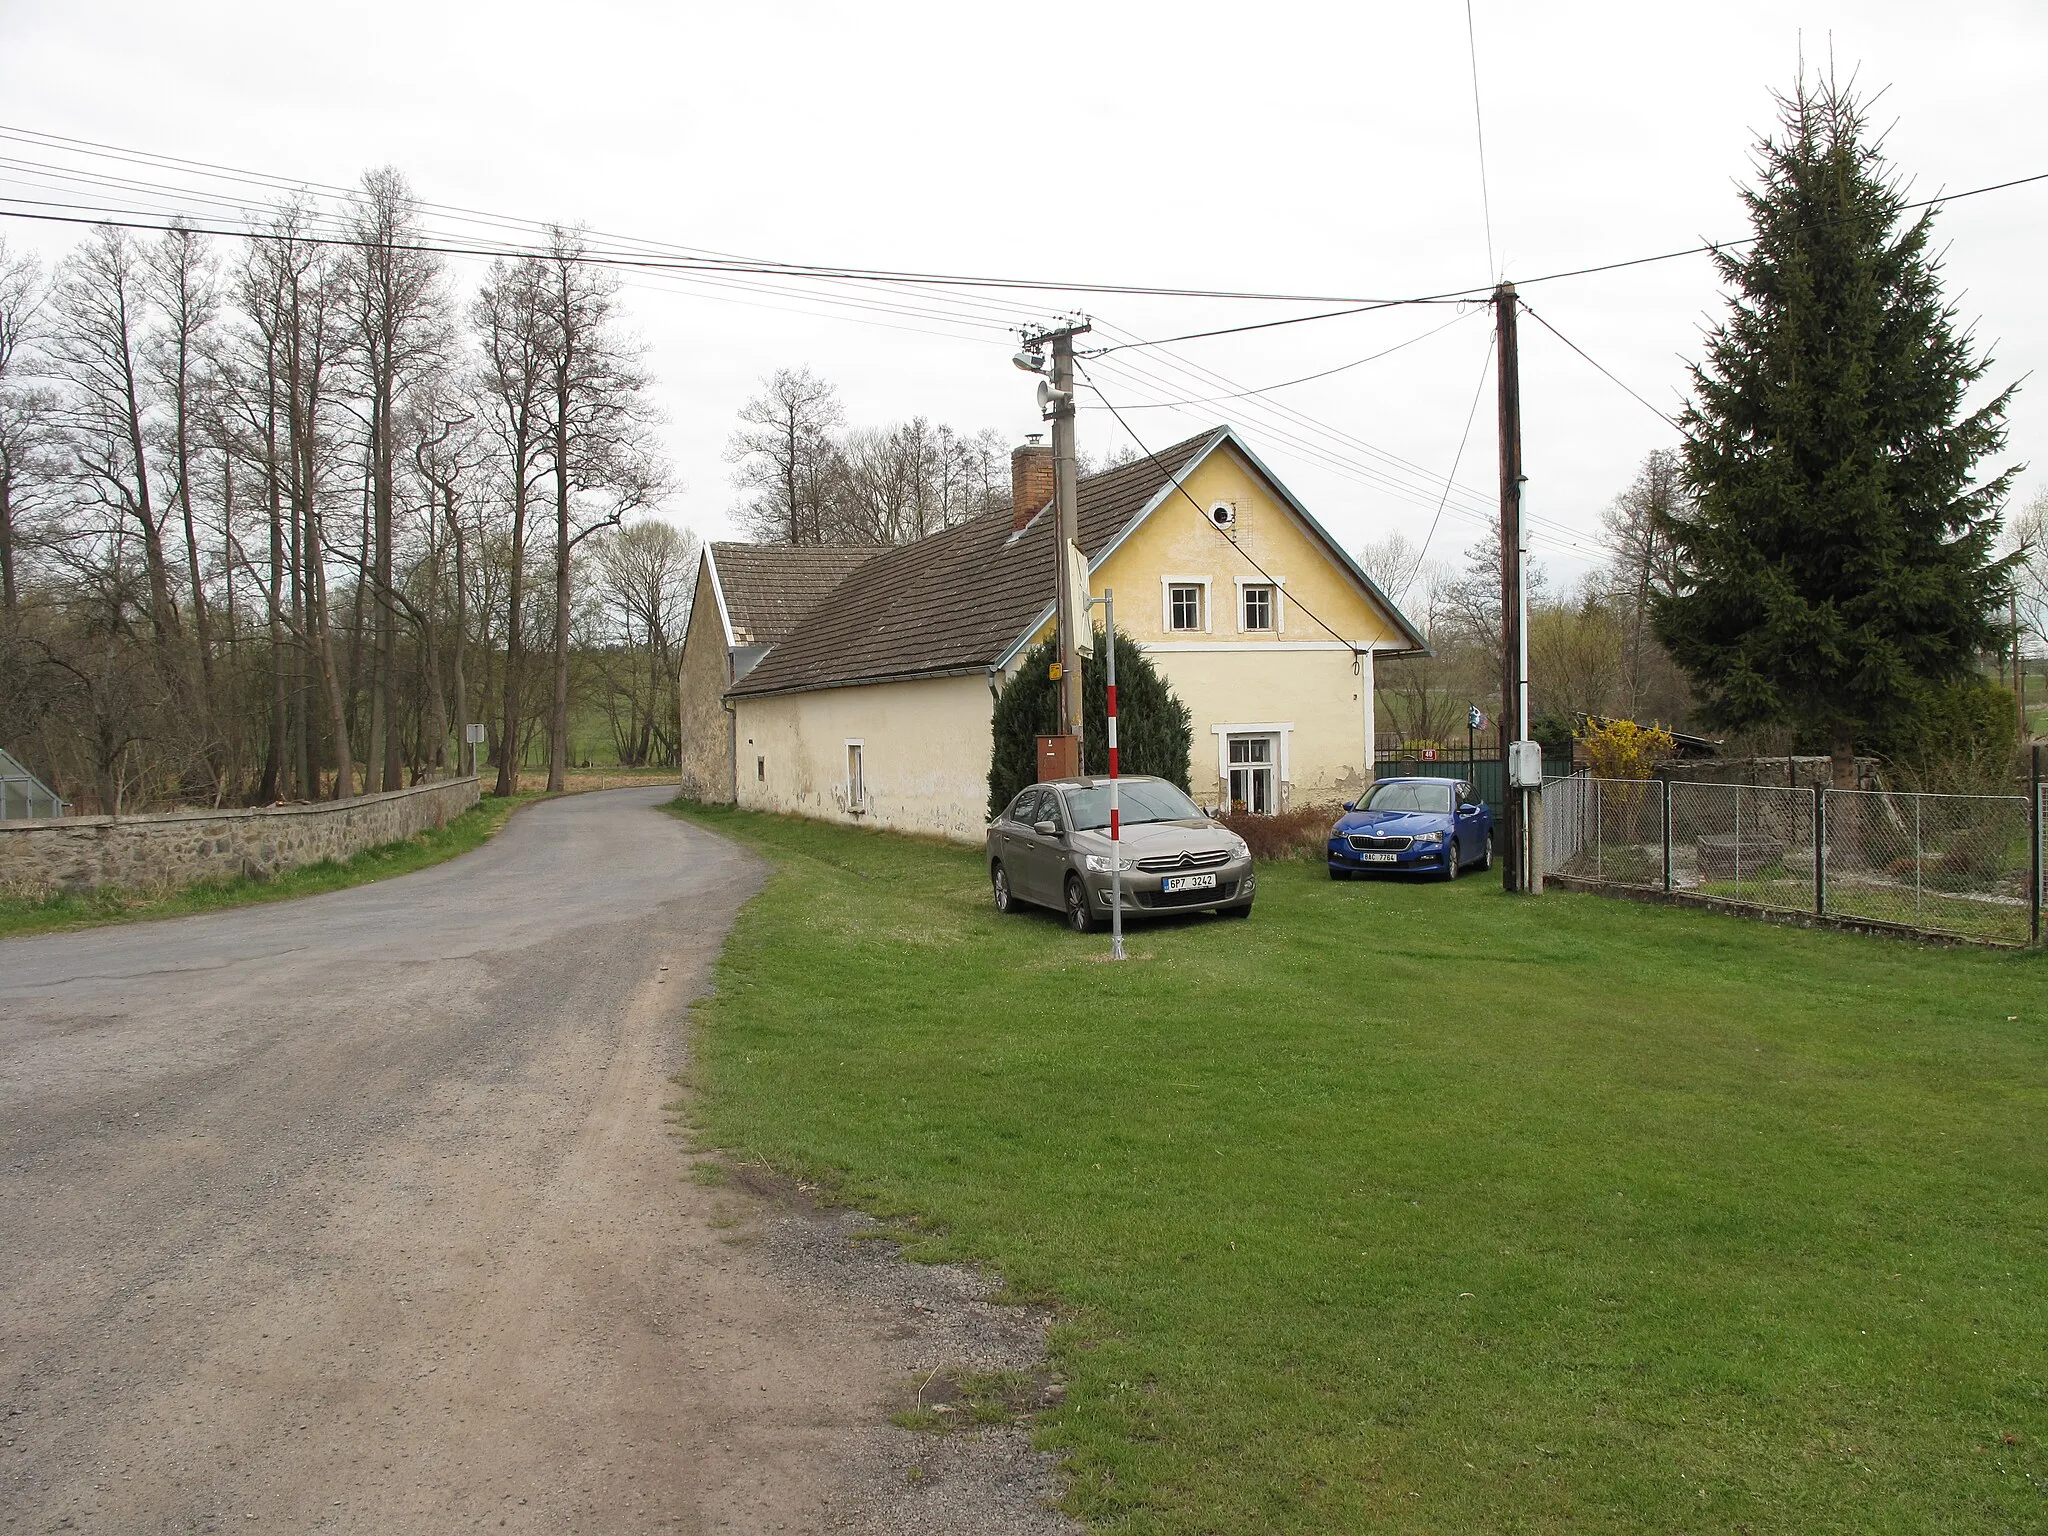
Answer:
[986,632,1193,820]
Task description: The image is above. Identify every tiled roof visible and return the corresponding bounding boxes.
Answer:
[709,542,883,647]
[729,428,1227,699]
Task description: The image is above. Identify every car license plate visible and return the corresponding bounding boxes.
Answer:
[1161,873,1217,893]
[1360,851,1398,864]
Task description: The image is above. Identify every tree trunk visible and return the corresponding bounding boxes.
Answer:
[496,481,528,797]
[375,386,400,792]
[0,462,16,616]
[307,495,354,800]
[548,448,571,793]
[261,431,286,805]
[447,483,467,775]
[358,450,381,791]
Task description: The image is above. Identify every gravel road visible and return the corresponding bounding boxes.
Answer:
[0,787,1074,1535]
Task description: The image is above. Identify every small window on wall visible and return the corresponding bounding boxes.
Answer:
[1169,584,1203,632]
[846,742,865,807]
[1242,584,1274,632]
[756,756,765,782]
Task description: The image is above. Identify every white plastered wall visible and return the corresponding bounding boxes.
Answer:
[1144,645,1375,810]
[733,674,996,843]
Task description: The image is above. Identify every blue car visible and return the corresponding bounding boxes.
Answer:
[1327,776,1493,881]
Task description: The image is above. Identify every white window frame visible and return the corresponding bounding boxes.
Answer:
[1233,576,1286,635]
[844,738,866,811]
[1158,574,1213,635]
[1210,722,1294,812]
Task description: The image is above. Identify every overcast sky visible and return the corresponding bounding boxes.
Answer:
[3,0,2043,592]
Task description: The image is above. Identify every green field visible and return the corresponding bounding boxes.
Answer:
[671,801,2046,1534]
[0,791,537,939]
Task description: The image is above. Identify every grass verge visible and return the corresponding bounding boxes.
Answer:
[0,791,540,939]
[670,798,2046,1535]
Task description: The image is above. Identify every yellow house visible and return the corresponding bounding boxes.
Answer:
[715,426,1426,842]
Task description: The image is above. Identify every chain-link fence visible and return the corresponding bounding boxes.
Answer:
[1543,776,1664,890]
[1542,774,2045,946]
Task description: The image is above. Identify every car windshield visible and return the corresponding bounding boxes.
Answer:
[1364,781,1456,814]
[1064,779,1204,831]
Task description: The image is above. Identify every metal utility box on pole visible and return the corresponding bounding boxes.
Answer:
[1018,320,1091,761]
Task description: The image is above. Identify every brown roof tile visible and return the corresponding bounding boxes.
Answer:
[729,429,1229,698]
[709,542,884,647]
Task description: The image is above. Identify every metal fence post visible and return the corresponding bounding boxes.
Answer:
[1662,778,1674,893]
[2032,743,2042,947]
[1813,783,1826,917]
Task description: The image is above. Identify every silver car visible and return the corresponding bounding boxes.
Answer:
[987,776,1256,932]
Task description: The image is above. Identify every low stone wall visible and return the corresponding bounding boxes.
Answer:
[0,777,482,895]
[1655,755,1881,790]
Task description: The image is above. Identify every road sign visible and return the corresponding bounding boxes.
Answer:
[464,723,486,744]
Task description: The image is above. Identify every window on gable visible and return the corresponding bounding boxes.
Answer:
[756,756,765,782]
[1242,584,1274,632]
[846,743,865,807]
[1169,583,1203,632]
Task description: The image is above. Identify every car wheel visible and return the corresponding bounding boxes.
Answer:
[991,860,1014,914]
[1221,900,1253,919]
[1328,863,1351,881]
[1440,837,1460,881]
[1476,837,1493,872]
[1065,875,1096,934]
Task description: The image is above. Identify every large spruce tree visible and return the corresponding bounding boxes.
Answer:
[1654,76,2017,785]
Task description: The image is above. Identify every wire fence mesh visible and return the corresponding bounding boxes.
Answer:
[1821,789,2033,943]
[1543,776,1664,890]
[1542,774,2043,946]
[1673,782,1816,914]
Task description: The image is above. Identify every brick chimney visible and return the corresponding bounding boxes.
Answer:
[1011,434,1054,532]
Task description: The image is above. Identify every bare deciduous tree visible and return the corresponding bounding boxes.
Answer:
[534,229,663,792]
[725,367,843,545]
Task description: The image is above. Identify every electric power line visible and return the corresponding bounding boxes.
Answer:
[1464,0,1496,282]
[1410,327,1498,585]
[1517,301,1683,430]
[1079,308,1479,410]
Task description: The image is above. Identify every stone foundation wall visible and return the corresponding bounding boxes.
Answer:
[0,777,482,895]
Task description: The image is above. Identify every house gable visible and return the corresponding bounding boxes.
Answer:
[993,428,1425,672]
[1097,434,1418,651]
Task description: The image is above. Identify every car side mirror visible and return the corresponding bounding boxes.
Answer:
[1459,803,1480,816]
[1033,820,1057,836]
[1341,800,1356,812]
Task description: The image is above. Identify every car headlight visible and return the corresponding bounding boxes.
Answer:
[1411,831,1442,846]
[1229,836,1249,857]
[1084,854,1136,873]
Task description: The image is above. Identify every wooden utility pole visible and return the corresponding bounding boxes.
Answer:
[1494,282,1525,892]
[1022,320,1091,756]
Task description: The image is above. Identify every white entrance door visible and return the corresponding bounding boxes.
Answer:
[1226,735,1277,814]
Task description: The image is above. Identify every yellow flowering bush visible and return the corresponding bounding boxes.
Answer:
[1577,717,1676,780]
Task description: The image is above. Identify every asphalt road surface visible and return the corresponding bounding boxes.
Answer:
[0,788,1069,1535]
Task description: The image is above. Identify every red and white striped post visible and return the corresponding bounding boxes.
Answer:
[1104,588,1124,961]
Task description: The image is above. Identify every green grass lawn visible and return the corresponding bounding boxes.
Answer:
[670,801,2047,1534]
[0,791,539,939]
